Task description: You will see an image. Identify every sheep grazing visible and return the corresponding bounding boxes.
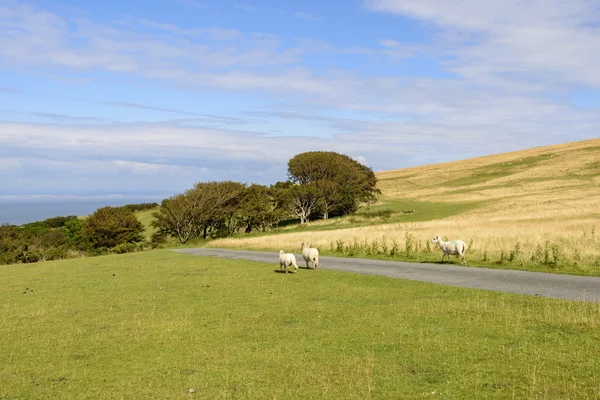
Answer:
[431,236,468,265]
[279,250,299,273]
[301,242,319,271]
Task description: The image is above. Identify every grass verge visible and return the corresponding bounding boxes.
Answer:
[1,251,599,399]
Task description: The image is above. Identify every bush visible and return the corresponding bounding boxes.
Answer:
[151,231,168,247]
[82,206,144,249]
[112,242,138,254]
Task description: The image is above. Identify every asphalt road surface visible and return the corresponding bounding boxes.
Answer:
[174,248,600,303]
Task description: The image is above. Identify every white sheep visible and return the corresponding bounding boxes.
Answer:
[431,236,468,265]
[279,250,299,273]
[301,242,319,271]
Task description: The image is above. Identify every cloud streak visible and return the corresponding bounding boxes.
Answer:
[98,102,201,116]
[1,0,598,197]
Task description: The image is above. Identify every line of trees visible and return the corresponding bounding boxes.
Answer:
[1,152,379,264]
[152,151,380,242]
[0,205,147,265]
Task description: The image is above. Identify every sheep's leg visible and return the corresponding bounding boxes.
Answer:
[305,260,310,269]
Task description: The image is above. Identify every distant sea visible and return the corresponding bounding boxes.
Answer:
[0,196,167,226]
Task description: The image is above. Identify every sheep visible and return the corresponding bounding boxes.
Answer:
[279,250,298,273]
[301,242,319,270]
[431,236,468,265]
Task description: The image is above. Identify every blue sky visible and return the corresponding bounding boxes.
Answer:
[1,0,600,199]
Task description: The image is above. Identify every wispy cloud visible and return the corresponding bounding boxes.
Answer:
[1,109,111,123]
[99,102,201,116]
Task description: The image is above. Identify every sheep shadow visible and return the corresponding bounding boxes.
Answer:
[421,260,462,265]
[273,269,299,274]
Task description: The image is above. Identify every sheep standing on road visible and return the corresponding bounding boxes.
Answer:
[301,242,319,271]
[431,236,468,265]
[279,250,299,273]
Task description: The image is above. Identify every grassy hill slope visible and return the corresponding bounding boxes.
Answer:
[209,138,600,275]
[135,208,158,241]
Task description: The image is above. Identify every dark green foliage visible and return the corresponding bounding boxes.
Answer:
[42,215,77,228]
[0,220,77,265]
[238,184,288,233]
[289,183,321,224]
[120,202,159,212]
[152,181,295,242]
[150,231,168,247]
[152,181,247,242]
[287,151,380,219]
[82,206,144,249]
[64,217,84,248]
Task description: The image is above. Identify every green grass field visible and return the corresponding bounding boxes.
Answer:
[2,250,599,399]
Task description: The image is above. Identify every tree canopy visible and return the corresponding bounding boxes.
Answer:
[287,151,380,219]
[82,206,144,249]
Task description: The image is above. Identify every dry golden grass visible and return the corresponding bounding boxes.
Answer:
[209,138,600,273]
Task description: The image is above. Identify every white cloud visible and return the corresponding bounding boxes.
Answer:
[113,160,209,175]
[366,0,600,89]
[1,0,599,195]
[354,156,367,166]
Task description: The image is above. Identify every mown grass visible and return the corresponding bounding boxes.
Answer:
[2,251,600,399]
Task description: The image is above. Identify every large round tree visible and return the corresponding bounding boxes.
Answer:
[287,151,380,219]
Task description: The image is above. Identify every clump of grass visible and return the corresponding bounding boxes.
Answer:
[380,236,388,254]
[390,239,400,256]
[404,232,414,257]
[509,242,521,262]
[551,244,562,267]
[498,250,506,265]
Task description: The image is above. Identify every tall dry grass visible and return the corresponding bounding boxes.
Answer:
[209,138,600,274]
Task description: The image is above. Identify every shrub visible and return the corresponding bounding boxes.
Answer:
[112,242,138,254]
[82,206,144,249]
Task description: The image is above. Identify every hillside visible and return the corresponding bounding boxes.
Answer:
[377,138,600,221]
[209,138,600,275]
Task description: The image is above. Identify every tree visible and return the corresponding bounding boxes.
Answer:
[188,181,245,239]
[287,151,380,219]
[315,179,343,220]
[239,184,272,233]
[289,184,320,224]
[152,181,246,242]
[151,194,196,243]
[82,206,144,249]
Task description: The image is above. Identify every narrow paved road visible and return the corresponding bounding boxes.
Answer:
[174,248,600,303]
